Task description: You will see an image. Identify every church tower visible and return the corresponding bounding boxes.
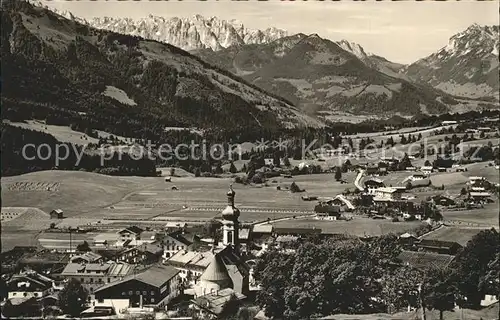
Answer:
[221,184,240,254]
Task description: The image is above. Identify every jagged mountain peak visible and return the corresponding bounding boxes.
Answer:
[402,23,499,100]
[335,39,369,61]
[81,13,288,52]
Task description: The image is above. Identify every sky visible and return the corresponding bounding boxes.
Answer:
[42,0,499,64]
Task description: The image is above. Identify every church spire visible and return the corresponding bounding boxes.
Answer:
[227,184,235,206]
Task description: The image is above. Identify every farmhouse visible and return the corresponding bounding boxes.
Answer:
[365,163,380,175]
[364,178,385,194]
[93,264,181,310]
[373,187,403,202]
[49,209,63,219]
[469,176,486,184]
[118,226,144,241]
[117,243,163,265]
[398,233,419,246]
[441,120,458,126]
[477,127,492,132]
[165,222,187,231]
[432,195,456,207]
[416,239,462,255]
[59,261,134,293]
[162,230,193,259]
[273,227,322,237]
[6,270,56,299]
[471,186,486,191]
[420,166,434,175]
[409,172,427,181]
[251,224,273,237]
[329,195,355,211]
[469,192,492,203]
[315,204,341,221]
[380,157,398,165]
[70,252,103,264]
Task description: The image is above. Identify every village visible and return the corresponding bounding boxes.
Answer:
[1,119,499,319]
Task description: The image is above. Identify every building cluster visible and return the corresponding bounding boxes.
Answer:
[1,186,302,319]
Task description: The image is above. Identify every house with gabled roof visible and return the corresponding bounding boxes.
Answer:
[162,230,193,260]
[117,242,163,265]
[118,226,144,241]
[6,270,56,300]
[93,264,181,311]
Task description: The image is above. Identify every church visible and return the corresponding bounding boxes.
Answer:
[166,185,250,298]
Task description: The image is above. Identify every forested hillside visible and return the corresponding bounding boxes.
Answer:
[1,1,323,146]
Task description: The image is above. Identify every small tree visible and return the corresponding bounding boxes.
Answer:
[76,241,91,252]
[170,167,175,177]
[50,223,56,229]
[273,153,281,167]
[194,167,201,177]
[334,167,342,181]
[460,187,467,196]
[424,160,432,167]
[406,182,413,190]
[229,162,237,174]
[283,157,291,167]
[290,182,303,193]
[214,163,223,174]
[58,279,88,317]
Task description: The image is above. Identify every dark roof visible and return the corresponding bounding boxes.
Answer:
[398,250,456,269]
[94,265,179,293]
[121,243,163,255]
[166,230,193,246]
[119,226,144,235]
[417,239,462,250]
[273,227,322,235]
[200,254,232,283]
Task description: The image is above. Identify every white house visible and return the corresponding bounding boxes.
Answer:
[7,270,56,299]
[409,172,427,181]
[420,166,434,175]
[162,230,193,260]
[374,187,402,202]
[441,121,457,126]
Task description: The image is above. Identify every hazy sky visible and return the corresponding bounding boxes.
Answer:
[42,0,498,64]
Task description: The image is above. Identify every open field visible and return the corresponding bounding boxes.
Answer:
[1,170,160,217]
[82,173,357,223]
[442,203,499,227]
[421,226,486,246]
[271,217,427,237]
[5,119,99,145]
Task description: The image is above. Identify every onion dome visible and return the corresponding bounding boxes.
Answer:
[222,184,240,221]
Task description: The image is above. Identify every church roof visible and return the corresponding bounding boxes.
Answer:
[200,253,232,283]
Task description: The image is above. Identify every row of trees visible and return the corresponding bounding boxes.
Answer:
[254,229,499,319]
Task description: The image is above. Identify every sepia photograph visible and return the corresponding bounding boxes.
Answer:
[0,0,499,319]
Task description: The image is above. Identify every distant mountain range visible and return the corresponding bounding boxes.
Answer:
[33,1,288,51]
[2,0,324,144]
[8,0,499,128]
[195,33,496,118]
[403,24,499,100]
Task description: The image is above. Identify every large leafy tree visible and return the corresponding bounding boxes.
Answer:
[453,228,499,308]
[381,266,422,313]
[58,279,88,317]
[255,239,388,319]
[421,266,456,320]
